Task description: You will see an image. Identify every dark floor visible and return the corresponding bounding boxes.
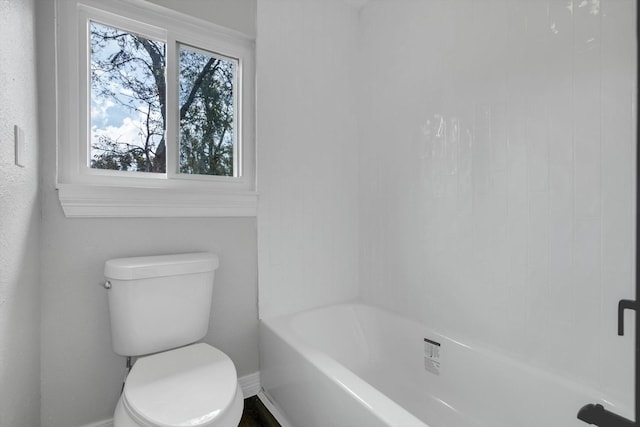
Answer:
[239,396,281,427]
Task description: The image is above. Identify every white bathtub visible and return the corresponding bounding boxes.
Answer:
[260,303,630,427]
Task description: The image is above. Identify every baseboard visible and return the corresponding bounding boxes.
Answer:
[81,372,261,427]
[239,371,261,397]
[258,390,293,427]
[81,420,113,427]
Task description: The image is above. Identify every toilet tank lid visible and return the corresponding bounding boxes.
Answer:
[104,253,219,280]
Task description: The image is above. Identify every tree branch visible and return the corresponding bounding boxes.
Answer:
[180,58,219,121]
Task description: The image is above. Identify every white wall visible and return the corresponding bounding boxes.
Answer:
[147,0,256,39]
[37,1,259,426]
[0,0,41,425]
[359,0,636,413]
[256,0,360,319]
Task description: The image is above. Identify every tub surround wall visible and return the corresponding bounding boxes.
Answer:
[256,0,360,319]
[0,0,41,425]
[256,1,637,413]
[37,1,259,426]
[358,0,636,413]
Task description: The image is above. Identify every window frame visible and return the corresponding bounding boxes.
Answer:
[55,0,257,217]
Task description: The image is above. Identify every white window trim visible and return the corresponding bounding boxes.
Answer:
[55,0,257,218]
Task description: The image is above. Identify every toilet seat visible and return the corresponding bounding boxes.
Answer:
[122,343,243,427]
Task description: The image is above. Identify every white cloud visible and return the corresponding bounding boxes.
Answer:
[92,116,146,148]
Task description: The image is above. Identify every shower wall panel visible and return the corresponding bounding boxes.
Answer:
[358,0,636,410]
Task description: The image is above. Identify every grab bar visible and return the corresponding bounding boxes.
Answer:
[618,300,637,336]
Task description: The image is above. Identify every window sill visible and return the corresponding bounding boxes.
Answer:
[57,183,258,218]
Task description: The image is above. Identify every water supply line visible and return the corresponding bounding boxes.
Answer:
[576,5,639,426]
[120,356,133,395]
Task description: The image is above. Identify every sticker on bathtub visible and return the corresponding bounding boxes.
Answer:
[424,338,441,375]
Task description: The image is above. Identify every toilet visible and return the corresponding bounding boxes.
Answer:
[104,253,244,427]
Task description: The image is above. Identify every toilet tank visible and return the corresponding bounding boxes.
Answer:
[104,253,219,356]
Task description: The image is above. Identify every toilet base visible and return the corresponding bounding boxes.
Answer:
[113,384,244,427]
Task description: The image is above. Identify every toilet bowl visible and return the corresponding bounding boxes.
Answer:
[113,343,244,427]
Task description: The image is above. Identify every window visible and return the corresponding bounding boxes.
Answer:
[55,0,256,217]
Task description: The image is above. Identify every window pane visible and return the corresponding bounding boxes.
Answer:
[179,44,236,177]
[90,21,166,173]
